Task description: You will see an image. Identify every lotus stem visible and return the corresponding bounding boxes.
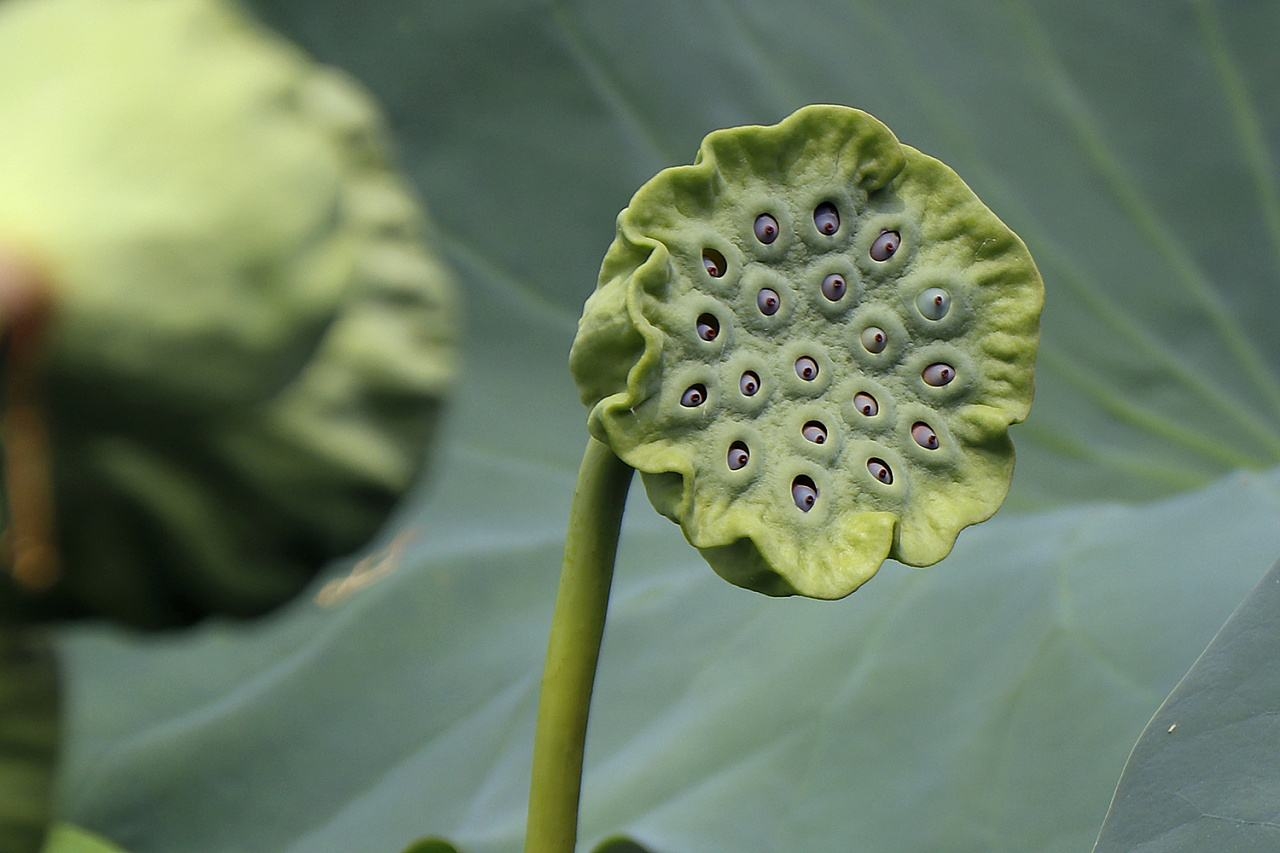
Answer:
[525,437,633,853]
[0,625,60,853]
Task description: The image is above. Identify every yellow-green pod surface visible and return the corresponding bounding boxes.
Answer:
[571,106,1042,599]
[0,0,456,627]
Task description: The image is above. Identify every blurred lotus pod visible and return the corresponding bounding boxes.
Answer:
[571,105,1042,599]
[0,0,456,627]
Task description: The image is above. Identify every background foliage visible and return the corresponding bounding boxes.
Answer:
[53,1,1280,851]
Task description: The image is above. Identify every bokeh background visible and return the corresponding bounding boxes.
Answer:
[54,2,1280,851]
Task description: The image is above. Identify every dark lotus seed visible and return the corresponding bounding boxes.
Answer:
[821,273,847,302]
[922,363,955,387]
[916,287,951,321]
[795,356,819,381]
[802,421,828,444]
[912,421,940,450]
[870,229,900,262]
[853,392,879,416]
[702,248,727,278]
[792,475,818,512]
[680,384,707,407]
[696,313,720,341]
[754,213,780,244]
[727,441,750,470]
[867,458,893,484]
[860,326,887,354]
[740,370,760,396]
[757,288,781,316]
[814,202,840,236]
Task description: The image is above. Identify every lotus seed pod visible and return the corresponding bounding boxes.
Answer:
[0,0,456,627]
[570,105,1042,599]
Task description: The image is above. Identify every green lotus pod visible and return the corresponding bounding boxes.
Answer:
[570,105,1042,599]
[0,0,456,627]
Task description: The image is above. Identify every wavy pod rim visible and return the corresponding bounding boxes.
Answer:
[570,104,1043,600]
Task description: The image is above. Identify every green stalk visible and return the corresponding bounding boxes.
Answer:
[0,624,60,853]
[0,249,62,852]
[525,437,634,853]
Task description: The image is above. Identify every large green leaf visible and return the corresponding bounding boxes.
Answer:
[54,466,1280,853]
[1093,558,1280,851]
[50,1,1280,851]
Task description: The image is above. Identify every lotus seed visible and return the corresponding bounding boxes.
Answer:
[739,370,760,396]
[916,287,951,321]
[791,475,818,512]
[870,229,900,262]
[696,313,720,341]
[911,422,940,450]
[802,421,828,444]
[867,458,893,484]
[813,202,840,236]
[757,288,781,316]
[922,363,955,387]
[853,392,879,416]
[754,213,780,244]
[795,356,819,381]
[820,273,847,302]
[680,384,707,407]
[860,326,887,354]
[702,248,727,278]
[727,441,750,470]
